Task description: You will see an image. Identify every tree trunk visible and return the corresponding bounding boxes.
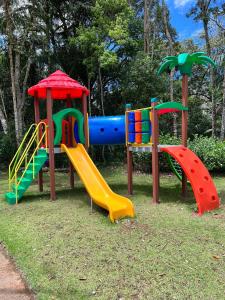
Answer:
[144,0,150,54]
[0,89,8,134]
[98,66,105,116]
[0,106,8,134]
[220,67,225,140]
[144,0,153,54]
[162,0,174,51]
[3,0,33,145]
[203,18,215,137]
[162,0,177,136]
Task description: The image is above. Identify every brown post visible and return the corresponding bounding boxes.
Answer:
[46,88,56,200]
[34,92,43,192]
[82,92,88,149]
[151,98,160,204]
[66,95,74,189]
[126,104,133,195]
[181,75,188,196]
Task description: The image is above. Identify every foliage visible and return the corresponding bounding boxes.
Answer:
[189,135,225,171]
[0,0,224,168]
[133,134,225,173]
[0,125,17,164]
[71,0,134,74]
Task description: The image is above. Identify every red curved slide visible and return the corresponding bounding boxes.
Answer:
[160,146,220,215]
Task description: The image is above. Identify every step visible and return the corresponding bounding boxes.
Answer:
[28,162,42,171]
[5,192,17,205]
[12,184,26,196]
[35,154,47,161]
[17,177,31,189]
[37,148,47,155]
[24,170,35,179]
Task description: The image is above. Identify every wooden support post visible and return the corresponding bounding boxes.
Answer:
[126,104,133,195]
[82,92,88,150]
[66,96,74,189]
[34,92,43,192]
[151,98,160,204]
[181,75,188,196]
[46,88,56,200]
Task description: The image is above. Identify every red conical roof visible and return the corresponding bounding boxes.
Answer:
[28,70,89,99]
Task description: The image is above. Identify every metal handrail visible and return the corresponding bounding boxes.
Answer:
[9,124,36,185]
[14,124,48,204]
[8,122,48,192]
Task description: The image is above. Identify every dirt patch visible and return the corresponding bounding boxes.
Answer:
[0,244,35,300]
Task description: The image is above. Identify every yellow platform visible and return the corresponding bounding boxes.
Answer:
[61,143,135,222]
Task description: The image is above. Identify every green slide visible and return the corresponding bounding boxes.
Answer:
[5,149,48,204]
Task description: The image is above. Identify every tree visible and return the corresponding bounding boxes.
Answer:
[2,0,37,145]
[0,52,8,134]
[221,66,225,139]
[71,0,134,116]
[161,0,178,136]
[187,0,218,136]
[144,0,153,54]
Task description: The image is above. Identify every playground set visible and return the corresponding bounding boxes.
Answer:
[5,52,220,222]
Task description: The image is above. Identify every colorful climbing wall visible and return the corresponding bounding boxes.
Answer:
[127,109,152,145]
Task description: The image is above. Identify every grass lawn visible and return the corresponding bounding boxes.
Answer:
[0,166,225,300]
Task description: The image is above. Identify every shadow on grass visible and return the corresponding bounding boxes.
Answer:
[23,181,197,208]
[21,186,110,218]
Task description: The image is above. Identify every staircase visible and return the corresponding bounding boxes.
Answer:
[5,122,48,205]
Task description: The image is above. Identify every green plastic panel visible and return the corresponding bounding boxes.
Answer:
[52,108,84,145]
[142,133,150,144]
[155,102,188,111]
[141,109,150,121]
[142,121,150,132]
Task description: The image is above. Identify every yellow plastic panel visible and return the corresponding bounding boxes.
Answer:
[61,143,135,222]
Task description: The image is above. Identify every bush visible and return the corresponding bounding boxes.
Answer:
[188,135,225,172]
[133,134,225,173]
[133,134,180,173]
[0,131,17,167]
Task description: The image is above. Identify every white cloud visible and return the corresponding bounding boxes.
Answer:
[174,0,194,8]
[191,28,203,38]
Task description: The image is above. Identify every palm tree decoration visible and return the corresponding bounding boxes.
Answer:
[157,52,216,76]
[157,52,216,196]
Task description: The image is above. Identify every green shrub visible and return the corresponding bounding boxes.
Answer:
[133,134,225,173]
[0,131,17,167]
[133,134,180,173]
[188,135,225,172]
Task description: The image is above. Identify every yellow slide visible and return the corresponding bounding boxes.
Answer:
[61,144,135,222]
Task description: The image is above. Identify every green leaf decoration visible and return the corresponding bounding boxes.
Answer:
[162,56,177,61]
[157,52,216,76]
[190,52,205,58]
[157,60,174,75]
[177,53,189,65]
[198,55,216,67]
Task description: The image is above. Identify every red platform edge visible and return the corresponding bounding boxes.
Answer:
[161,146,220,215]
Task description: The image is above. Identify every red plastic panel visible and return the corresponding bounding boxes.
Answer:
[161,146,220,215]
[135,111,142,122]
[28,70,89,99]
[135,122,142,132]
[135,133,142,144]
[157,108,180,116]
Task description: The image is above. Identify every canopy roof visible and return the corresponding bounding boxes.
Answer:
[28,70,89,100]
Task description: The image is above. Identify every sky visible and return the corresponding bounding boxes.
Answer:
[166,0,203,42]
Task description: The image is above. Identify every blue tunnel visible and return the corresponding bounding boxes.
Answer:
[74,115,126,145]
